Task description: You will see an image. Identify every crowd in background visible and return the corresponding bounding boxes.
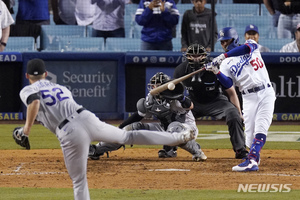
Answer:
[0,0,299,52]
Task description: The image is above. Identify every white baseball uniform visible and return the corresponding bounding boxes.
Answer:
[0,1,14,39]
[219,39,276,148]
[20,79,191,200]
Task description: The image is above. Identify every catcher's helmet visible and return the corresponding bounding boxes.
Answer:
[218,27,239,51]
[184,44,208,68]
[147,72,170,92]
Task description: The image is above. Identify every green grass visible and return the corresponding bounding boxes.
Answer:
[0,188,299,200]
[1,123,299,199]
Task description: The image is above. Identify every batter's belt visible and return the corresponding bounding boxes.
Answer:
[241,83,271,95]
[58,107,86,129]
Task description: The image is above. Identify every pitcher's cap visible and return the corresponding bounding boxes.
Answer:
[27,59,46,76]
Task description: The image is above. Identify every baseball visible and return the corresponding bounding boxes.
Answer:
[168,82,175,90]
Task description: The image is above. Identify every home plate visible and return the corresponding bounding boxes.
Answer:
[149,169,190,172]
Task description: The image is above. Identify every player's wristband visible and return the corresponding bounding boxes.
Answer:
[1,42,6,47]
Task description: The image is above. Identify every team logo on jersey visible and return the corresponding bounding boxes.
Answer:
[229,54,251,77]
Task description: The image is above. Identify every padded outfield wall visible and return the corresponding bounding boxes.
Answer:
[0,52,299,121]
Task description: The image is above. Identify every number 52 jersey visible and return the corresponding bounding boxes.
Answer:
[20,79,82,133]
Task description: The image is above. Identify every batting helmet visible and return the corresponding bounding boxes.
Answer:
[183,44,209,68]
[217,27,239,51]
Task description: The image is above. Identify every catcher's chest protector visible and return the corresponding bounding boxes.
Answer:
[147,101,172,119]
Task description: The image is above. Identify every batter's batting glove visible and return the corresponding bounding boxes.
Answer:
[205,62,220,75]
[212,53,226,66]
[12,127,30,150]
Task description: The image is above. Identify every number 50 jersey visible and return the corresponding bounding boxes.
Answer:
[219,39,272,93]
[20,79,82,133]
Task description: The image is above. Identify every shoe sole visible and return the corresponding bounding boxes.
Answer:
[232,165,259,172]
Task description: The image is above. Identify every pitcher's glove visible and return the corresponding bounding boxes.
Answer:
[12,127,30,150]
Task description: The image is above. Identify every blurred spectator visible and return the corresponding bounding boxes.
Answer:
[91,0,129,40]
[181,0,217,52]
[75,0,96,26]
[135,0,179,50]
[276,0,300,39]
[16,0,50,25]
[0,0,14,52]
[182,0,216,3]
[244,24,270,52]
[280,23,300,52]
[51,0,77,25]
[263,0,281,29]
[2,0,13,14]
[233,0,263,3]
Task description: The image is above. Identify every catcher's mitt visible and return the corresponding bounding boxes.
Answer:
[159,81,184,100]
[12,127,30,150]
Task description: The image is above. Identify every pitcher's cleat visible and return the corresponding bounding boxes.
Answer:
[232,158,258,172]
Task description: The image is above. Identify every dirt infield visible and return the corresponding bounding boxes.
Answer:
[1,148,299,190]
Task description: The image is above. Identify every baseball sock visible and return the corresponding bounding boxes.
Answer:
[249,133,266,162]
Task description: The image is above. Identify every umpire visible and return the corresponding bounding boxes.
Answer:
[174,44,248,159]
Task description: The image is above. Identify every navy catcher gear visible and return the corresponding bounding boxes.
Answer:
[218,27,239,51]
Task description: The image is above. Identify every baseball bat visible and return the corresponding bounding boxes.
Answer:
[150,67,206,95]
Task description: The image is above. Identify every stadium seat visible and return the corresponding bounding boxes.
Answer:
[259,38,294,52]
[5,36,36,52]
[172,38,182,52]
[229,16,273,39]
[59,37,105,52]
[215,4,260,17]
[40,25,86,51]
[124,4,142,38]
[105,38,140,51]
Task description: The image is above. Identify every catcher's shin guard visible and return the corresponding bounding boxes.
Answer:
[88,142,125,160]
[179,140,207,161]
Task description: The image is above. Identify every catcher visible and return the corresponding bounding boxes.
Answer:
[89,72,207,161]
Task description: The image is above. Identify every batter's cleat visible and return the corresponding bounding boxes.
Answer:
[232,158,259,172]
[192,149,207,162]
[235,148,249,159]
[158,149,178,158]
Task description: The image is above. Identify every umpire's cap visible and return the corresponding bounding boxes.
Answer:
[27,58,46,76]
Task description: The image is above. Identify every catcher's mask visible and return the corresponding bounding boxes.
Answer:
[147,72,171,92]
[183,44,209,68]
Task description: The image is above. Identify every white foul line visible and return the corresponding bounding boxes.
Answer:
[149,169,190,172]
[0,171,66,176]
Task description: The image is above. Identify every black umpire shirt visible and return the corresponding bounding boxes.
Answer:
[173,61,224,104]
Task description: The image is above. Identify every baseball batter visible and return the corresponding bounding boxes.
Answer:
[174,44,248,159]
[14,59,195,200]
[206,27,276,172]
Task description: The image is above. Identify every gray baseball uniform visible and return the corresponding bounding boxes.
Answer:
[20,79,193,200]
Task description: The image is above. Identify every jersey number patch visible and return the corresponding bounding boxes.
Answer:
[250,57,264,71]
[41,88,69,106]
